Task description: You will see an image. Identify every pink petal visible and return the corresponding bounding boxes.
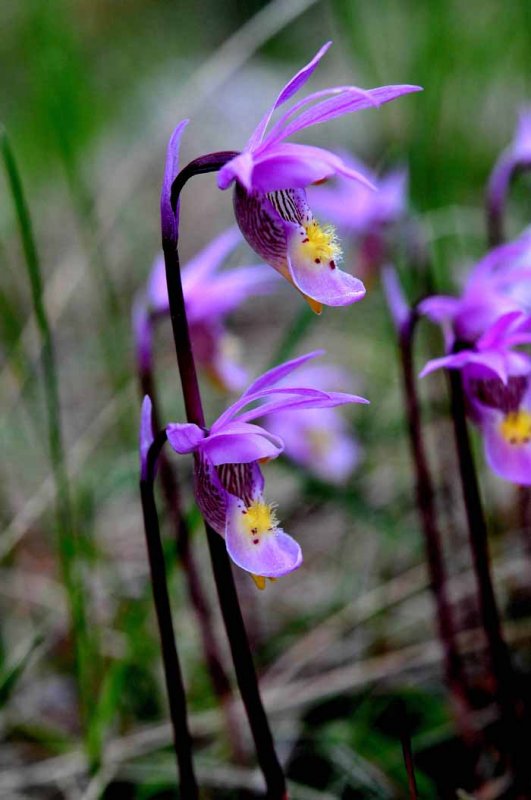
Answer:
[238,390,367,425]
[249,143,374,193]
[225,495,302,577]
[201,424,284,465]
[160,119,189,241]
[286,228,366,307]
[266,84,422,146]
[483,422,531,485]
[218,151,254,191]
[246,41,332,150]
[213,385,328,430]
[166,422,205,454]
[418,295,460,324]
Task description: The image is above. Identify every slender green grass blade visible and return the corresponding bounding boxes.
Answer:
[0,126,97,767]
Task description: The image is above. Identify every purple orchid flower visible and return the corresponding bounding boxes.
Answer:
[419,228,531,347]
[216,42,421,313]
[164,351,368,585]
[261,363,361,484]
[134,227,277,391]
[420,311,531,485]
[420,311,531,386]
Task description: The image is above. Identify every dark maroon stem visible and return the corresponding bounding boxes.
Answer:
[139,432,199,799]
[162,152,286,799]
[518,485,531,561]
[486,152,531,247]
[138,363,244,760]
[397,311,472,736]
[447,366,528,785]
[400,728,418,800]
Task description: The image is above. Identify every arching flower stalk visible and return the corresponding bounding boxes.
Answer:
[216,41,421,313]
[139,400,198,798]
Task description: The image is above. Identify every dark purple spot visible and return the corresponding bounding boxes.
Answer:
[314,258,321,264]
[329,260,336,269]
[253,538,259,545]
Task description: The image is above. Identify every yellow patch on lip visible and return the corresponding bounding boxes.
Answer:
[241,499,278,539]
[300,219,342,267]
[499,410,531,445]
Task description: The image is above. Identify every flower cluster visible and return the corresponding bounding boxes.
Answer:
[420,228,531,484]
[139,41,421,585]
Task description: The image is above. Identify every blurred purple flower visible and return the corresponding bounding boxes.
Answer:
[420,228,531,347]
[419,226,531,484]
[309,155,408,236]
[421,311,531,485]
[480,376,531,485]
[261,364,361,484]
[381,263,411,332]
[135,227,277,391]
[308,157,408,280]
[420,311,531,386]
[217,42,421,313]
[165,352,368,582]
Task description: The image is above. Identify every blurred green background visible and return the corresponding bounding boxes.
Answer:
[1,0,531,797]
